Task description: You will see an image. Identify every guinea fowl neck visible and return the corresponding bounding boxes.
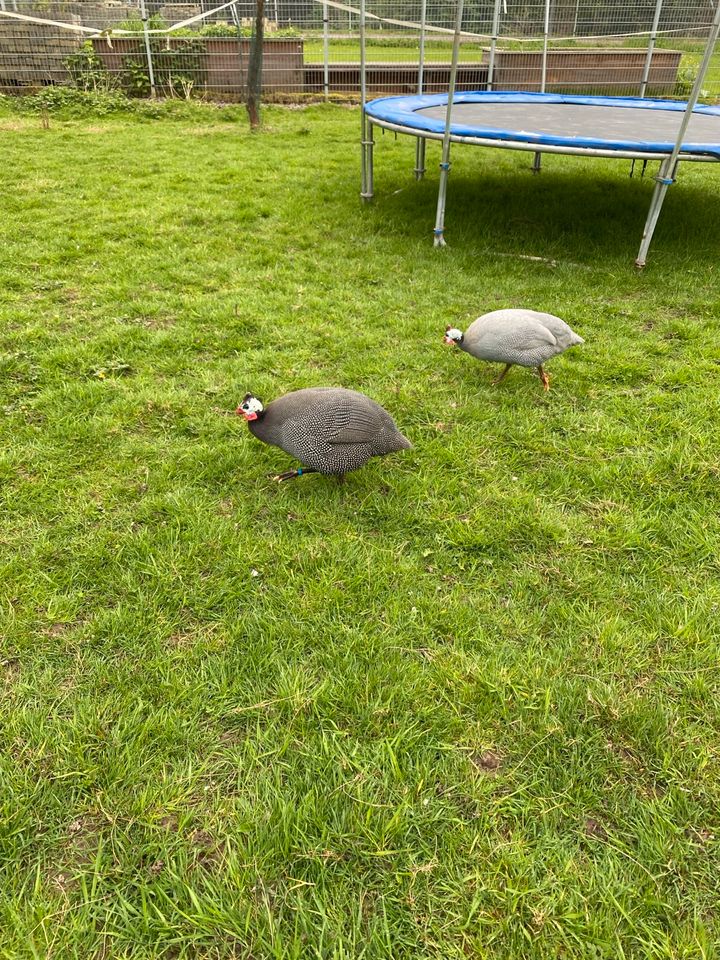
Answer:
[248,411,277,444]
[247,412,265,435]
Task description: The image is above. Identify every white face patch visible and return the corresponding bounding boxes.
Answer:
[242,396,264,415]
[444,327,463,344]
[239,395,264,420]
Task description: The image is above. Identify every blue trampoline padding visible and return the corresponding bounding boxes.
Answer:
[364,91,720,158]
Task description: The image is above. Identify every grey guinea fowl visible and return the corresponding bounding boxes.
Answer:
[236,387,411,482]
[443,308,584,391]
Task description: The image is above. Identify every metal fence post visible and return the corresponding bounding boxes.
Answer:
[640,0,664,97]
[322,0,329,101]
[231,1,245,96]
[138,0,156,98]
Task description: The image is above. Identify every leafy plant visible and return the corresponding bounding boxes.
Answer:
[64,41,114,92]
[675,57,713,100]
[16,86,134,116]
[195,21,299,38]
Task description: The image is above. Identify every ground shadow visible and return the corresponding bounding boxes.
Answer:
[368,144,720,265]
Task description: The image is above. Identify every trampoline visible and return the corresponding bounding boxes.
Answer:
[365,92,720,161]
[357,0,720,265]
[361,91,720,266]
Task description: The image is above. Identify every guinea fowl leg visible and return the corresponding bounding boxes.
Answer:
[491,363,513,385]
[273,467,318,482]
[537,366,550,391]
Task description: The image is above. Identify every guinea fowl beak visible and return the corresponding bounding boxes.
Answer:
[236,407,257,420]
[443,335,454,345]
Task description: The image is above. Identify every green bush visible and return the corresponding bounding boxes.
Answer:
[64,41,117,93]
[14,86,134,116]
[675,57,711,100]
[200,22,300,38]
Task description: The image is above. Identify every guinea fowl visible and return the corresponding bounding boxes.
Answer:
[237,387,411,481]
[443,309,584,391]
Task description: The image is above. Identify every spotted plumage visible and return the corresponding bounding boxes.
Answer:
[444,309,584,390]
[237,387,411,481]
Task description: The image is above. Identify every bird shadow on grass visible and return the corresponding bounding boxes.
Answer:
[368,153,720,266]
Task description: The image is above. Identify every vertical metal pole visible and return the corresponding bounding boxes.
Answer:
[540,0,550,93]
[414,0,428,179]
[231,1,245,95]
[487,0,502,90]
[273,0,278,27]
[367,121,375,197]
[532,0,551,172]
[360,0,372,200]
[433,0,464,247]
[572,0,580,36]
[636,0,720,267]
[322,0,330,100]
[640,0,664,97]
[138,0,156,98]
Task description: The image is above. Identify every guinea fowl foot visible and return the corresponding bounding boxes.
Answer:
[491,363,513,386]
[273,468,317,483]
[537,366,550,391]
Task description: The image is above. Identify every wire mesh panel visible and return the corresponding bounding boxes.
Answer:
[1,0,719,100]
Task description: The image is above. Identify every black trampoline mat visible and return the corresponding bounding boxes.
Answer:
[416,101,720,146]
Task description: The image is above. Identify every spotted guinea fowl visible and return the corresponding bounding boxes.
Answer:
[443,309,584,391]
[237,387,411,481]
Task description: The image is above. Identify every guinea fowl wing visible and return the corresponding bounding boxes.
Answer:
[529,311,584,349]
[506,315,557,350]
[327,399,410,455]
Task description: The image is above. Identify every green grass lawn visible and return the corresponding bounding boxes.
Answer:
[1,93,720,958]
[304,38,484,63]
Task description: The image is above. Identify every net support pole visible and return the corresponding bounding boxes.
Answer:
[635,0,720,268]
[433,0,465,248]
[138,0,156,98]
[359,0,373,201]
[231,2,245,84]
[487,0,501,90]
[414,0,428,179]
[532,0,551,173]
[322,0,330,101]
[640,0,663,97]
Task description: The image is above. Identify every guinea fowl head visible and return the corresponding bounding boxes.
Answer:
[236,393,264,421]
[443,325,464,346]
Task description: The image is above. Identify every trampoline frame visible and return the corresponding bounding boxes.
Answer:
[358,0,720,267]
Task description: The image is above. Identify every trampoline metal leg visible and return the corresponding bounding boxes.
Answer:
[414,137,426,181]
[532,151,542,174]
[434,160,451,248]
[361,120,374,202]
[366,126,375,200]
[635,156,675,268]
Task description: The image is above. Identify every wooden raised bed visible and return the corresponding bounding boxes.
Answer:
[91,36,303,99]
[304,62,488,96]
[487,48,683,96]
